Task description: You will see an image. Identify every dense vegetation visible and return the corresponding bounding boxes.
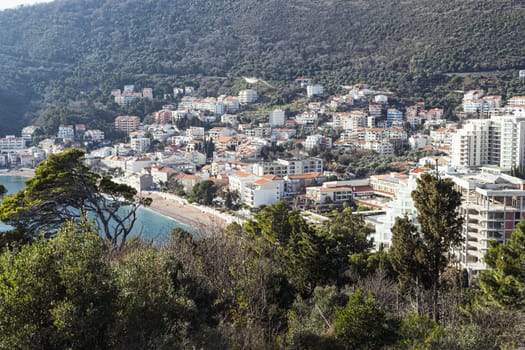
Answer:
[2,0,525,133]
[1,160,525,348]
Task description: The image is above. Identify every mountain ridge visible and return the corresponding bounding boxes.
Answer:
[0,0,525,133]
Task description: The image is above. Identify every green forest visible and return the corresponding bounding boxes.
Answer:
[2,0,525,133]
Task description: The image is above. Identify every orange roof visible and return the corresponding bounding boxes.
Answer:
[217,136,233,143]
[262,174,283,180]
[287,172,324,180]
[254,178,271,185]
[233,171,251,178]
[411,166,428,174]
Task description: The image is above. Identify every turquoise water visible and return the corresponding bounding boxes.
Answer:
[0,175,189,242]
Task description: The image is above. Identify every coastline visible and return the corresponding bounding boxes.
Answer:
[146,192,231,232]
[0,169,236,233]
[0,168,35,178]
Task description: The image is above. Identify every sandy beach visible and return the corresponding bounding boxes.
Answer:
[0,168,36,177]
[147,192,230,231]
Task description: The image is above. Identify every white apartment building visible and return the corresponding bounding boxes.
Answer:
[304,134,332,151]
[276,157,323,175]
[239,89,258,104]
[186,126,205,140]
[0,136,26,151]
[243,176,285,208]
[451,112,525,170]
[269,109,285,127]
[295,111,319,125]
[21,126,39,143]
[373,174,419,249]
[130,136,151,153]
[57,125,75,139]
[332,111,367,131]
[450,119,491,168]
[84,129,105,142]
[306,84,324,97]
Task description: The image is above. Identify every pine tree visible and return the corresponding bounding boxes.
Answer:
[478,222,525,308]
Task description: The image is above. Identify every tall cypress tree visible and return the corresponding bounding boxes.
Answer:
[411,173,463,322]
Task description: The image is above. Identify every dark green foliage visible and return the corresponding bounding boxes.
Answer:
[188,180,218,206]
[245,202,373,294]
[2,1,525,134]
[334,289,400,349]
[410,173,463,321]
[390,215,428,292]
[478,222,525,308]
[0,219,116,349]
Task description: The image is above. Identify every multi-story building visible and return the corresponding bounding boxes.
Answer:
[130,135,151,153]
[0,135,26,151]
[373,174,419,249]
[306,84,324,97]
[57,124,75,139]
[153,109,173,124]
[451,112,525,170]
[238,89,258,104]
[451,171,525,271]
[243,176,285,208]
[304,134,332,151]
[142,88,153,100]
[332,111,367,131]
[115,116,141,133]
[450,119,491,168]
[21,125,39,143]
[507,96,525,107]
[368,104,383,118]
[84,129,105,142]
[305,182,354,205]
[276,157,323,175]
[186,126,205,140]
[295,111,319,125]
[386,108,403,126]
[269,109,285,127]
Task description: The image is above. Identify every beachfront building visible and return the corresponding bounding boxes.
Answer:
[0,136,26,151]
[243,175,285,208]
[229,171,285,207]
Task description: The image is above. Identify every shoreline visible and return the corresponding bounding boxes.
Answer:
[0,170,236,233]
[0,168,35,178]
[147,192,230,232]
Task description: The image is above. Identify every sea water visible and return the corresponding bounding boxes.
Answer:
[0,176,189,242]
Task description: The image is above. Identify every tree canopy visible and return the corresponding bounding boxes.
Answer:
[0,149,151,248]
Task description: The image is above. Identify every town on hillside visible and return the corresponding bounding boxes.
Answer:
[3,80,525,272]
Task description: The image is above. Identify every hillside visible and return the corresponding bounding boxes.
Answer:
[1,0,525,133]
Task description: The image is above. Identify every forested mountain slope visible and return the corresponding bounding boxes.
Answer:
[0,0,524,133]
